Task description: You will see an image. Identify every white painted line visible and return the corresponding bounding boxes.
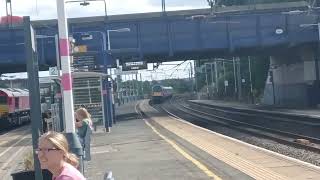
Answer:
[0,133,30,158]
[144,119,221,179]
[135,102,222,180]
[0,139,31,172]
[92,150,111,155]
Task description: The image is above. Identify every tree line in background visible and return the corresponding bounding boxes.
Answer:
[119,78,192,98]
[119,54,270,103]
[195,56,270,102]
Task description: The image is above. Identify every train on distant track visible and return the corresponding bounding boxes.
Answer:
[0,88,30,128]
[151,85,173,104]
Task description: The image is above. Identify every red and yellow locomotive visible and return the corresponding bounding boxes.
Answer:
[151,85,173,104]
[0,88,30,128]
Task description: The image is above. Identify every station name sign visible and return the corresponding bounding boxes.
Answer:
[122,61,147,71]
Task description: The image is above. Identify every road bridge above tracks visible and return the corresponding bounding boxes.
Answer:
[0,1,317,73]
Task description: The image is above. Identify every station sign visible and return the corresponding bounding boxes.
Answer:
[122,61,147,71]
[49,67,58,76]
[73,45,87,53]
[72,55,97,71]
[224,80,228,87]
[114,69,138,75]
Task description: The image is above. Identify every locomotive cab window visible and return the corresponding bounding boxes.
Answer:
[15,97,19,108]
[0,96,7,104]
[152,86,162,92]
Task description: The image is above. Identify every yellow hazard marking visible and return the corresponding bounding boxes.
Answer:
[144,120,222,180]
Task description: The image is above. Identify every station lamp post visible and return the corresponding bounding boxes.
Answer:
[106,28,130,101]
[162,0,166,13]
[107,28,131,50]
[105,27,130,128]
[72,30,112,131]
[73,28,130,130]
[188,61,194,93]
[207,0,216,14]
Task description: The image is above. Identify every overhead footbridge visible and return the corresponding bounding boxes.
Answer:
[0,1,318,73]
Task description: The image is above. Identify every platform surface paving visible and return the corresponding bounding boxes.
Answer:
[85,101,211,180]
[139,100,320,180]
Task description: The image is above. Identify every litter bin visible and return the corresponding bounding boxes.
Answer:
[11,169,52,180]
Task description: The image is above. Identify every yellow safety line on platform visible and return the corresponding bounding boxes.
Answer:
[144,120,222,180]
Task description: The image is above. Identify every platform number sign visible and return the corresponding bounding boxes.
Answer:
[49,67,58,76]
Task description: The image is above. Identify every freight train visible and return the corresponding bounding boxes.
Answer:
[151,85,173,104]
[0,88,30,128]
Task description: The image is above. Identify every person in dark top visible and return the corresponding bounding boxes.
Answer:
[41,97,49,133]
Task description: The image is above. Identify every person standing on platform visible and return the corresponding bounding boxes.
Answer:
[36,131,86,180]
[75,108,93,145]
[41,97,49,133]
[75,108,93,161]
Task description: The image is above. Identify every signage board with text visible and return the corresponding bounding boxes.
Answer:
[122,61,147,71]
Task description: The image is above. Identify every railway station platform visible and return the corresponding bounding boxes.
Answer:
[190,99,320,118]
[85,99,320,180]
[85,101,211,180]
[142,99,320,180]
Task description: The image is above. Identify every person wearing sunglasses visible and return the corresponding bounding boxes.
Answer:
[37,131,86,180]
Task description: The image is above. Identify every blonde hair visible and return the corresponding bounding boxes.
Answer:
[76,108,91,119]
[39,131,79,168]
[76,108,93,125]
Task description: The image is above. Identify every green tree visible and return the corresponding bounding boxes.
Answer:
[142,81,152,96]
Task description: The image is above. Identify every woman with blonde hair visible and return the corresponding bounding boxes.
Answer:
[75,108,93,144]
[36,131,85,180]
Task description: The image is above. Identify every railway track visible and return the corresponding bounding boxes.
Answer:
[0,125,32,179]
[155,97,320,154]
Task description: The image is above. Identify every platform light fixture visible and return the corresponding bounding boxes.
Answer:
[66,0,107,16]
[80,1,90,6]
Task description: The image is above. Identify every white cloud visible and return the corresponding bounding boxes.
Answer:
[0,0,208,20]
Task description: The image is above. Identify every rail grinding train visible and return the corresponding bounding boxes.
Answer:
[151,85,173,104]
[0,88,30,128]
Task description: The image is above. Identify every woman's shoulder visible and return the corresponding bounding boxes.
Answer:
[81,119,89,127]
[56,163,86,180]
